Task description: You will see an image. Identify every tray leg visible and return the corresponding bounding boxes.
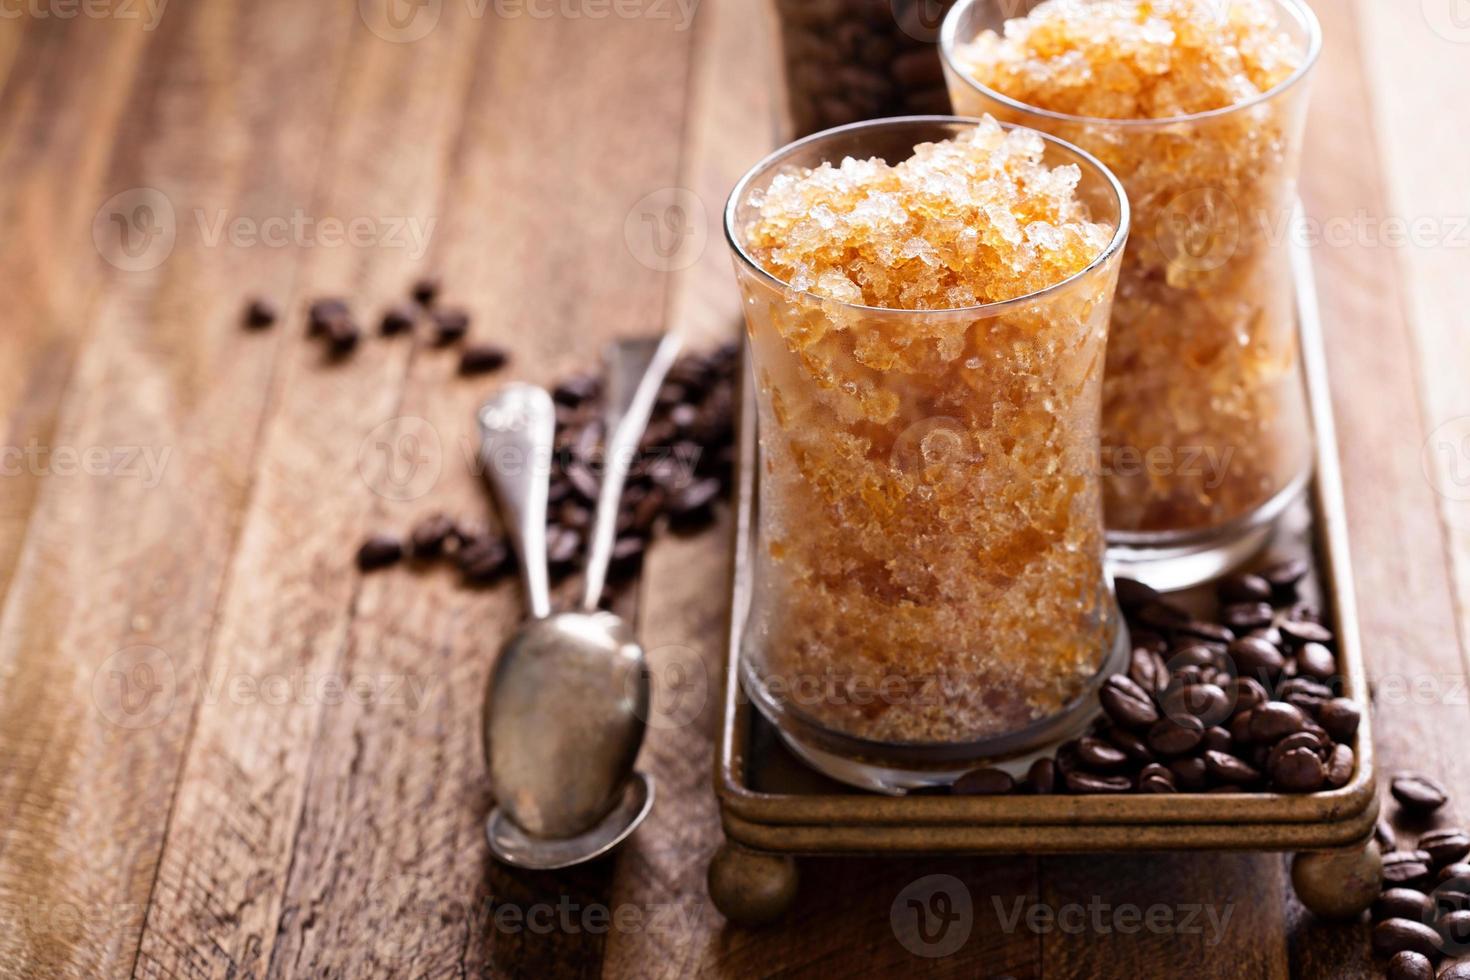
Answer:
[1291,837,1382,920]
[706,841,798,926]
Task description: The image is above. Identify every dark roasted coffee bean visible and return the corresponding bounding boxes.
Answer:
[1324,743,1355,787]
[1138,763,1176,793]
[558,502,592,532]
[1261,556,1310,597]
[1317,697,1361,742]
[1385,851,1437,890]
[244,297,277,328]
[606,535,646,581]
[1175,619,1235,645]
[668,402,699,434]
[1279,618,1334,647]
[1107,728,1155,764]
[411,275,441,305]
[431,308,470,345]
[1204,749,1261,786]
[1377,888,1436,923]
[1064,770,1132,794]
[1280,677,1334,701]
[953,767,1014,795]
[1423,830,1470,869]
[1129,646,1169,693]
[1266,730,1324,765]
[1295,641,1337,681]
[1379,817,1401,853]
[325,318,360,356]
[545,525,581,573]
[1269,746,1325,792]
[460,343,510,375]
[1228,636,1285,679]
[1373,918,1444,959]
[308,297,350,335]
[1147,715,1205,756]
[1387,950,1435,980]
[1440,910,1470,951]
[1077,736,1128,771]
[1100,674,1158,729]
[565,461,601,504]
[1248,701,1307,743]
[1248,624,1284,646]
[457,535,510,584]
[553,374,600,407]
[1221,601,1274,632]
[1285,690,1329,716]
[409,512,458,558]
[1226,676,1269,713]
[1114,577,1160,613]
[1438,961,1470,980]
[1170,643,1221,670]
[356,534,403,571]
[1137,599,1190,631]
[1229,709,1255,745]
[1217,572,1272,604]
[1169,756,1208,791]
[1438,866,1470,915]
[1201,726,1232,753]
[1394,772,1451,816]
[1025,757,1057,795]
[1162,682,1231,726]
[668,477,722,529]
[380,303,416,335]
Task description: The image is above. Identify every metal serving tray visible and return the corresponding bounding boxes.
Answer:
[706,239,1379,923]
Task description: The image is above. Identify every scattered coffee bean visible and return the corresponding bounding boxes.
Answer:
[1423,830,1470,869]
[460,343,510,375]
[356,534,403,571]
[1387,950,1435,980]
[431,308,470,345]
[1377,888,1436,923]
[409,513,458,558]
[954,767,1015,795]
[1385,851,1437,890]
[411,276,441,305]
[308,297,350,335]
[244,297,277,328]
[325,318,361,356]
[1025,757,1057,795]
[1395,773,1452,816]
[457,535,510,584]
[381,303,417,335]
[1374,918,1445,959]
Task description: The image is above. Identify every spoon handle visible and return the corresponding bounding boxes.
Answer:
[479,384,556,619]
[581,332,683,610]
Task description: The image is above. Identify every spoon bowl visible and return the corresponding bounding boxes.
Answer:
[486,771,655,871]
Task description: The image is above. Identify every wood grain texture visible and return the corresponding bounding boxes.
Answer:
[1,0,1466,976]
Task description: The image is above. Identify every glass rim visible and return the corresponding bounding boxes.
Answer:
[722,114,1130,317]
[938,0,1323,130]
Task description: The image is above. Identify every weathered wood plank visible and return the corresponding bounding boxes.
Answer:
[0,2,354,977]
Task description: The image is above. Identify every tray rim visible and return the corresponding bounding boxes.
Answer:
[713,233,1377,850]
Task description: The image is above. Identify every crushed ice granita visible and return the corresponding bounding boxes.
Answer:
[729,118,1126,746]
[946,0,1316,535]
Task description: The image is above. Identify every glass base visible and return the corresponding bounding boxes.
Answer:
[741,617,1131,795]
[1105,468,1311,593]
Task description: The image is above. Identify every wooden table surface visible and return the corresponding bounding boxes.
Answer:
[2,0,1467,977]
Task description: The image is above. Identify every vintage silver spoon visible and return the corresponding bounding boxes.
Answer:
[479,335,681,869]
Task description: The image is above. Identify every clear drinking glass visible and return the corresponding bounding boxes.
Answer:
[724,117,1130,792]
[941,0,1322,590]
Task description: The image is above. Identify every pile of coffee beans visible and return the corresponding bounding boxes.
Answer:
[772,0,958,137]
[955,562,1360,797]
[355,340,741,600]
[1373,775,1468,978]
[242,277,511,375]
